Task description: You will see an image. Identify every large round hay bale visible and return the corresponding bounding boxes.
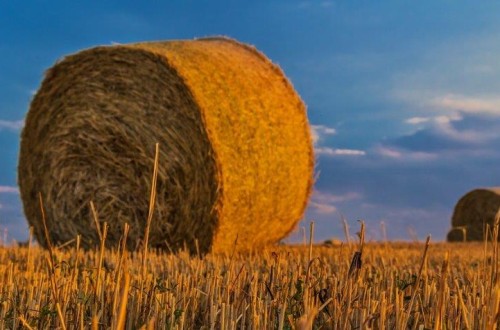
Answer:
[18,37,314,253]
[447,188,500,242]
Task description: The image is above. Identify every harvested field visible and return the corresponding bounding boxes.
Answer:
[0,230,499,329]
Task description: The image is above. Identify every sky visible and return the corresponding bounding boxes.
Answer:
[2,1,500,243]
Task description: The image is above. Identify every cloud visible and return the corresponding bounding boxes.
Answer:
[313,190,362,203]
[311,124,365,157]
[390,32,500,125]
[316,147,366,156]
[310,124,336,144]
[427,113,487,144]
[0,119,24,131]
[309,201,337,214]
[431,94,500,116]
[375,146,403,158]
[308,190,362,215]
[406,117,430,125]
[0,186,19,194]
[374,146,437,161]
[387,113,500,158]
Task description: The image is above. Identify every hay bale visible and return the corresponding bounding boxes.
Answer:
[18,37,314,253]
[446,228,467,242]
[447,188,500,242]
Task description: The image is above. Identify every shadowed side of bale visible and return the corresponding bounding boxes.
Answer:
[18,37,314,253]
[447,188,500,242]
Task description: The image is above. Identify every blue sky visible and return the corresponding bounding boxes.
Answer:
[2,1,500,243]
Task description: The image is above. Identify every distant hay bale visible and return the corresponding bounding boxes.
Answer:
[18,37,314,253]
[447,227,467,242]
[447,188,500,242]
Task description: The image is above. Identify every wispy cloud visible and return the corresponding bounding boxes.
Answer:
[433,114,490,143]
[313,190,362,203]
[0,186,19,194]
[0,119,24,131]
[431,94,500,115]
[405,117,430,125]
[374,146,437,161]
[309,190,362,215]
[316,147,366,156]
[310,124,336,144]
[309,201,337,214]
[311,124,365,157]
[404,113,489,144]
[375,146,403,159]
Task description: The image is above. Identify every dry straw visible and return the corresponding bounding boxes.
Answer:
[447,187,500,241]
[18,37,314,253]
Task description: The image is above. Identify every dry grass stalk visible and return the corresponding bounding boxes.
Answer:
[116,272,131,330]
[141,142,159,281]
[38,193,67,329]
[403,235,431,329]
[433,252,449,330]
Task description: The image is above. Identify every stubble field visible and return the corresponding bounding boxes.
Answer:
[0,226,498,330]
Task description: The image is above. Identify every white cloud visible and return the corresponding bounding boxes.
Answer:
[0,119,24,131]
[309,202,337,214]
[311,124,365,158]
[316,147,366,156]
[310,124,336,144]
[311,124,364,158]
[404,113,488,143]
[431,94,500,115]
[418,113,494,144]
[313,190,362,203]
[434,113,462,124]
[0,186,19,194]
[309,190,362,215]
[405,117,430,125]
[374,146,436,161]
[376,146,402,159]
[390,31,500,137]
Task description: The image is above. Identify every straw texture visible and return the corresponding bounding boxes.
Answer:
[447,188,500,242]
[18,37,314,253]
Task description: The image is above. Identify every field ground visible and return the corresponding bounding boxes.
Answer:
[0,236,500,329]
[0,237,498,329]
